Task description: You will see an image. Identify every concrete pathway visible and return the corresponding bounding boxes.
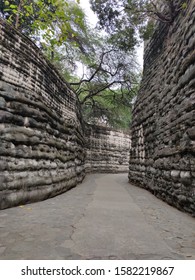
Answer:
[0,174,194,259]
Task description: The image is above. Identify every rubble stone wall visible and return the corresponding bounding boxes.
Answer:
[0,20,130,209]
[85,124,131,173]
[0,19,86,209]
[129,0,195,215]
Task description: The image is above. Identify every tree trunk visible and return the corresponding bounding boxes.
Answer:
[15,0,23,29]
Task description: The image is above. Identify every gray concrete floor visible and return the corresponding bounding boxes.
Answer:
[0,173,194,259]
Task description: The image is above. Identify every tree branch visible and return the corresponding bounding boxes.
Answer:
[15,0,23,29]
[69,49,116,86]
[80,80,125,105]
[125,0,174,23]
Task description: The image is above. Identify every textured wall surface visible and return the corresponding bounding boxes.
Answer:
[0,20,86,209]
[0,20,130,209]
[85,124,131,173]
[129,0,195,215]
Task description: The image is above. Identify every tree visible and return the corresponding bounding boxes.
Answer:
[69,35,140,128]
[49,21,139,128]
[0,0,37,34]
[90,0,188,48]
[0,0,56,33]
[0,0,88,51]
[71,48,137,103]
[80,82,139,129]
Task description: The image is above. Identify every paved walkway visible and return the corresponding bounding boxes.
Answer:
[0,174,194,259]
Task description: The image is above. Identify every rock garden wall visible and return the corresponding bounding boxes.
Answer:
[129,0,195,215]
[0,19,86,209]
[0,20,130,209]
[85,124,131,173]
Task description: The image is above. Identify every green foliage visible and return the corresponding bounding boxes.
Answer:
[181,2,187,9]
[90,0,188,50]
[70,40,140,128]
[0,0,88,49]
[89,0,148,50]
[139,20,155,41]
[81,86,138,129]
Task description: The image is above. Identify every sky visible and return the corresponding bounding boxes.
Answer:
[79,0,98,28]
[79,0,144,68]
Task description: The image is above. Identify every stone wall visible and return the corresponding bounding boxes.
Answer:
[129,0,195,215]
[85,124,131,173]
[0,19,85,209]
[0,20,130,209]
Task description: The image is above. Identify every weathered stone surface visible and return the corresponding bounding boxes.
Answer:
[129,0,195,216]
[0,19,130,210]
[187,128,195,140]
[0,22,75,208]
[85,124,131,173]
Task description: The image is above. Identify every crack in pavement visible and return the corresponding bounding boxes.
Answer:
[60,175,98,258]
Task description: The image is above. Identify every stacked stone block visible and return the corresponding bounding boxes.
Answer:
[0,19,131,209]
[85,124,131,173]
[0,20,85,209]
[129,0,195,215]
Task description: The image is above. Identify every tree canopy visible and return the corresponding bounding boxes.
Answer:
[0,0,87,49]
[90,0,188,47]
[70,41,140,128]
